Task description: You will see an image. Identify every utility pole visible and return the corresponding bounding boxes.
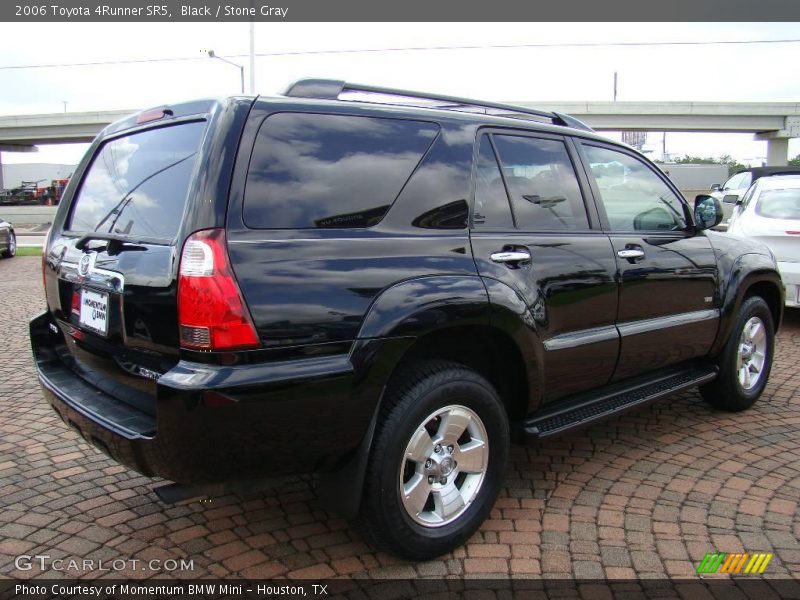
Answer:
[613,71,618,102]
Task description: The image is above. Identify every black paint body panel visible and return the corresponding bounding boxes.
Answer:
[29,92,785,488]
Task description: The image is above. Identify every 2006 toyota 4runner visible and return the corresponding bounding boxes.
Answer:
[30,80,783,559]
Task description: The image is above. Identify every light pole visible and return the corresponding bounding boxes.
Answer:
[206,50,245,94]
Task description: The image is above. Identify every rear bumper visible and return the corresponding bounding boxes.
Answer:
[778,261,800,308]
[30,311,370,484]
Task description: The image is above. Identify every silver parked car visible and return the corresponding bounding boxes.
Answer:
[728,175,800,307]
[711,167,800,230]
[0,219,15,258]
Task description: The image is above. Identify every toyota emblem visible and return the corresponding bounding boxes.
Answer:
[78,253,92,277]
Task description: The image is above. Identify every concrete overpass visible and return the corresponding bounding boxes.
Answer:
[1,101,799,187]
[0,110,133,147]
[517,101,800,166]
[0,109,132,188]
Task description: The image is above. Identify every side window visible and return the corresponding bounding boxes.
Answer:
[472,136,513,229]
[739,173,753,189]
[740,183,758,210]
[724,172,746,190]
[244,113,439,229]
[583,145,688,232]
[492,135,589,231]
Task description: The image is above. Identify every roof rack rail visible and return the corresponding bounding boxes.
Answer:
[283,79,594,133]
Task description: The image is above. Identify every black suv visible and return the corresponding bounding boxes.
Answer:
[30,80,784,559]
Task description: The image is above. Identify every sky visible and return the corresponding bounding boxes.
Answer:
[1,21,799,167]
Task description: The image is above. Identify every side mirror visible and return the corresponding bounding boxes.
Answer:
[710,183,721,191]
[722,194,740,204]
[694,195,723,231]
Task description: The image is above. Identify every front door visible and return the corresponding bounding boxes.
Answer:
[577,142,719,381]
[470,131,619,406]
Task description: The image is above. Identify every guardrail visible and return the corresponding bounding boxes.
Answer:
[0,206,58,225]
[0,205,57,226]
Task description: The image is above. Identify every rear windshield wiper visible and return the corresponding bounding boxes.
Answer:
[74,232,154,254]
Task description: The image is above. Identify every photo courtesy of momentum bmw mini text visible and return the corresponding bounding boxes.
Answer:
[1,1,800,599]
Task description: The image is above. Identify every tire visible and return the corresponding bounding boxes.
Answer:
[700,295,774,412]
[359,360,509,560]
[1,232,15,258]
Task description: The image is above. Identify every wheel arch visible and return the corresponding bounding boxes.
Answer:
[318,276,536,519]
[711,253,784,356]
[744,279,783,331]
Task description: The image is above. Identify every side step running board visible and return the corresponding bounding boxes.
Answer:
[523,366,718,439]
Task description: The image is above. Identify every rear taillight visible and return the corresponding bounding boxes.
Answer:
[178,229,260,351]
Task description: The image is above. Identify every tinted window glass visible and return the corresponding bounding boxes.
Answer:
[740,183,758,210]
[725,172,748,190]
[755,188,800,220]
[492,135,588,231]
[583,145,688,232]
[244,113,439,229]
[68,122,205,240]
[385,128,471,230]
[473,136,513,229]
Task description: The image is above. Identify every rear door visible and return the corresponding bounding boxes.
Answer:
[46,120,207,415]
[470,130,619,405]
[576,141,719,381]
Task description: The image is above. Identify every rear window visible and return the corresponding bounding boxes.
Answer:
[67,121,205,240]
[755,188,800,220]
[244,112,439,229]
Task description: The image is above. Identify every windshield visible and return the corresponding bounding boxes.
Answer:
[755,188,800,220]
[67,121,206,240]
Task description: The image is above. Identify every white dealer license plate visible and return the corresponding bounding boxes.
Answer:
[79,289,109,335]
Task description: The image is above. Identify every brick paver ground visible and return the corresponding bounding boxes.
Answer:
[1,256,798,580]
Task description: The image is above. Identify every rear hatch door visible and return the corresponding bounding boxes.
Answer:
[49,119,207,416]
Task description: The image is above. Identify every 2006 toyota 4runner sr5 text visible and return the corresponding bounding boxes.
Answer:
[30,80,784,559]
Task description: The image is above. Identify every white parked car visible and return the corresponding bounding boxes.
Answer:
[728,175,800,307]
[710,167,800,230]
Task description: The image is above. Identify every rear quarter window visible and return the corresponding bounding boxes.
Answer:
[67,121,205,240]
[243,112,439,229]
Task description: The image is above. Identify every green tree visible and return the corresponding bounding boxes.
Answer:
[789,154,800,167]
[718,154,749,176]
[674,154,748,176]
[675,155,718,164]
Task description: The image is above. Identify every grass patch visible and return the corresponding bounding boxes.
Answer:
[15,247,42,256]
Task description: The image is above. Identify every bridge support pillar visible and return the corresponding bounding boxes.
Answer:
[766,138,789,167]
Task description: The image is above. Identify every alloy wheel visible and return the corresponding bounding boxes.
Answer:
[737,316,767,391]
[399,404,489,527]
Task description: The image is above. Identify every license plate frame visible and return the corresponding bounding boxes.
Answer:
[78,288,109,336]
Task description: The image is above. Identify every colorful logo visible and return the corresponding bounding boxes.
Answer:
[696,552,773,574]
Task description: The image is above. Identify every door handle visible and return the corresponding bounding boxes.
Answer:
[617,249,645,260]
[490,250,531,265]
